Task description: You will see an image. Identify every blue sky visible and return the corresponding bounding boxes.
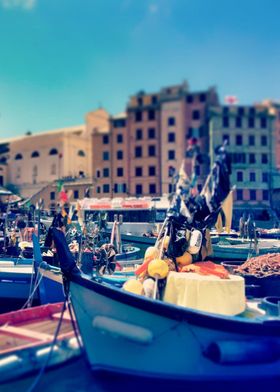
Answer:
[0,0,279,137]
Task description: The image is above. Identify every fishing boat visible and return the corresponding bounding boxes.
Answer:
[52,226,280,385]
[0,302,80,384]
[51,145,280,387]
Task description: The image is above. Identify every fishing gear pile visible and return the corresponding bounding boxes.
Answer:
[236,253,280,278]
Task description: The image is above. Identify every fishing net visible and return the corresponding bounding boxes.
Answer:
[235,253,280,278]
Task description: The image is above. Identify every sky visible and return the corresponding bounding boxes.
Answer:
[0,0,280,138]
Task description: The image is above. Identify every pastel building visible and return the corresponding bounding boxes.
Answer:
[209,105,277,220]
[91,82,219,198]
[0,109,108,201]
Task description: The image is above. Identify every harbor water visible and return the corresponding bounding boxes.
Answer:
[1,355,280,392]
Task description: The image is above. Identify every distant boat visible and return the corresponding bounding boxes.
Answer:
[210,237,280,261]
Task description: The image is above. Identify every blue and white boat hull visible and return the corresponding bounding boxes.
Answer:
[69,275,280,382]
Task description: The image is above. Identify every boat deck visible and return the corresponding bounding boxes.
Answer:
[0,303,74,356]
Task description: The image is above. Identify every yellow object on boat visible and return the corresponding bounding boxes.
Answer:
[123,279,143,295]
[148,259,169,279]
[176,251,192,266]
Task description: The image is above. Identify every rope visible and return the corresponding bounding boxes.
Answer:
[67,300,84,352]
[25,298,68,392]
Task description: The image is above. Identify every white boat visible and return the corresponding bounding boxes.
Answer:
[51,227,280,385]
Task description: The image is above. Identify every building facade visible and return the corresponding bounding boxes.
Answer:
[0,109,109,199]
[209,105,277,220]
[91,82,219,198]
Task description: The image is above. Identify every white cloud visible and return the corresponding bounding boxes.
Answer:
[0,0,37,10]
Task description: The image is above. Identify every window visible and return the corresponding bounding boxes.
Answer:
[97,186,101,194]
[168,184,173,193]
[229,153,246,163]
[223,134,230,145]
[137,97,143,106]
[103,184,110,193]
[192,110,200,120]
[223,107,229,115]
[135,184,142,195]
[78,150,86,157]
[223,117,229,127]
[237,171,243,182]
[168,117,176,126]
[148,145,156,157]
[238,107,244,116]
[249,108,256,116]
[15,153,23,160]
[117,167,123,177]
[236,134,243,145]
[149,184,156,194]
[135,167,142,177]
[248,118,255,128]
[236,117,242,128]
[168,132,176,142]
[103,151,109,160]
[49,148,58,155]
[261,118,267,128]
[50,191,56,200]
[262,172,268,182]
[148,110,155,121]
[152,96,158,105]
[199,125,205,137]
[117,134,123,143]
[262,154,268,164]
[236,189,243,200]
[135,111,142,122]
[148,128,156,139]
[249,153,256,164]
[186,95,193,103]
[74,190,79,199]
[250,172,256,182]
[114,184,126,193]
[136,129,142,140]
[117,150,123,160]
[103,135,109,144]
[263,190,269,201]
[187,127,193,138]
[199,93,206,102]
[31,151,40,158]
[250,190,256,200]
[103,168,110,177]
[261,135,267,146]
[168,150,175,160]
[149,166,156,176]
[50,163,56,175]
[249,135,255,146]
[113,118,126,128]
[168,165,175,177]
[135,146,142,158]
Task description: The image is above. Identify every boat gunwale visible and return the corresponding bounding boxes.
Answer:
[70,274,280,336]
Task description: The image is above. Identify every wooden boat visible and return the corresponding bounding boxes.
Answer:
[51,227,280,385]
[0,302,80,383]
